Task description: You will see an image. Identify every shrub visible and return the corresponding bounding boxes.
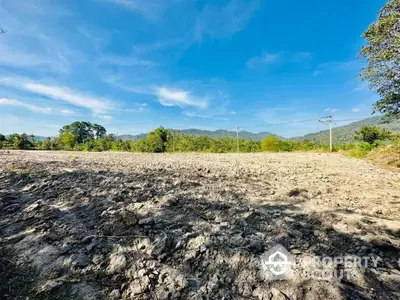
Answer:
[355,125,391,144]
[261,136,280,151]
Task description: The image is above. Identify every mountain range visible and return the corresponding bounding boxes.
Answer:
[30,116,400,144]
[119,129,281,141]
[119,116,399,143]
[292,116,400,144]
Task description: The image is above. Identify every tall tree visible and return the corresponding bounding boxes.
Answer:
[8,133,35,149]
[359,0,400,119]
[59,121,106,143]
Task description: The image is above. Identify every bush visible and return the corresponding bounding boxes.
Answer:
[355,125,391,144]
[261,136,280,151]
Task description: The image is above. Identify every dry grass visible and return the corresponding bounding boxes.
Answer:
[367,146,400,170]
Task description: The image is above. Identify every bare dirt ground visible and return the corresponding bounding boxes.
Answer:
[0,150,399,300]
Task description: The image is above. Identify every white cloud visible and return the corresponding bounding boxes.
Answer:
[195,0,259,41]
[103,76,209,109]
[155,87,208,108]
[0,98,52,114]
[0,77,115,113]
[246,51,311,68]
[247,53,280,68]
[96,114,114,120]
[101,0,165,19]
[313,60,361,76]
[324,108,340,113]
[352,108,361,112]
[99,54,153,67]
[0,3,80,74]
[61,109,75,114]
[0,44,52,69]
[183,111,228,121]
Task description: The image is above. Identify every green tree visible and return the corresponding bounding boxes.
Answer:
[152,126,171,152]
[60,121,106,144]
[261,136,280,151]
[0,133,5,142]
[41,137,53,150]
[8,133,35,149]
[56,132,76,150]
[146,133,164,152]
[359,0,400,119]
[355,125,392,144]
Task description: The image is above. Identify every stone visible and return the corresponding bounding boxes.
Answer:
[72,254,91,268]
[109,289,120,300]
[107,253,127,274]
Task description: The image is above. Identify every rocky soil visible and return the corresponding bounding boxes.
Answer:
[0,150,399,300]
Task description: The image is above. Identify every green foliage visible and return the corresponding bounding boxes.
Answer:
[355,125,392,144]
[348,147,370,158]
[58,132,77,150]
[41,138,53,150]
[7,133,35,149]
[359,0,400,118]
[145,133,164,153]
[60,121,107,144]
[261,136,280,151]
[261,136,296,152]
[0,133,5,142]
[3,122,398,159]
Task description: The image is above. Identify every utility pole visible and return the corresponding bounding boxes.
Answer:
[319,116,333,152]
[236,126,240,153]
[328,115,332,152]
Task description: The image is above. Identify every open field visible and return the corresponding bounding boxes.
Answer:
[1,151,400,299]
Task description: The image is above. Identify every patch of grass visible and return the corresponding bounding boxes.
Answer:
[347,148,369,158]
[368,146,400,169]
[7,167,31,177]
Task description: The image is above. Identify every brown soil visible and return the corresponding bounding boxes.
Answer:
[1,150,399,299]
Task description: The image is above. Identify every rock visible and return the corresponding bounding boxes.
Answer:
[72,254,91,268]
[248,237,263,253]
[92,254,105,265]
[39,278,65,293]
[270,288,291,300]
[82,235,96,244]
[198,244,207,254]
[108,289,120,300]
[127,277,150,296]
[107,253,127,274]
[24,200,41,212]
[139,217,155,225]
[59,243,73,255]
[151,234,171,257]
[230,235,244,247]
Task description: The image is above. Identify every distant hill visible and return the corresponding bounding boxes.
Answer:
[119,129,281,141]
[293,116,400,144]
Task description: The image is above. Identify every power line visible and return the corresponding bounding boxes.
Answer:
[240,117,325,129]
[333,117,372,123]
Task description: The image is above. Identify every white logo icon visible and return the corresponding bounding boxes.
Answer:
[260,244,294,280]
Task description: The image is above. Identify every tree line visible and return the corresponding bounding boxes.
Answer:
[0,121,398,154]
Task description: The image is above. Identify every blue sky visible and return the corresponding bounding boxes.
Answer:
[0,0,385,137]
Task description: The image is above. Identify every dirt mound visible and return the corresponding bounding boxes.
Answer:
[0,151,399,299]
